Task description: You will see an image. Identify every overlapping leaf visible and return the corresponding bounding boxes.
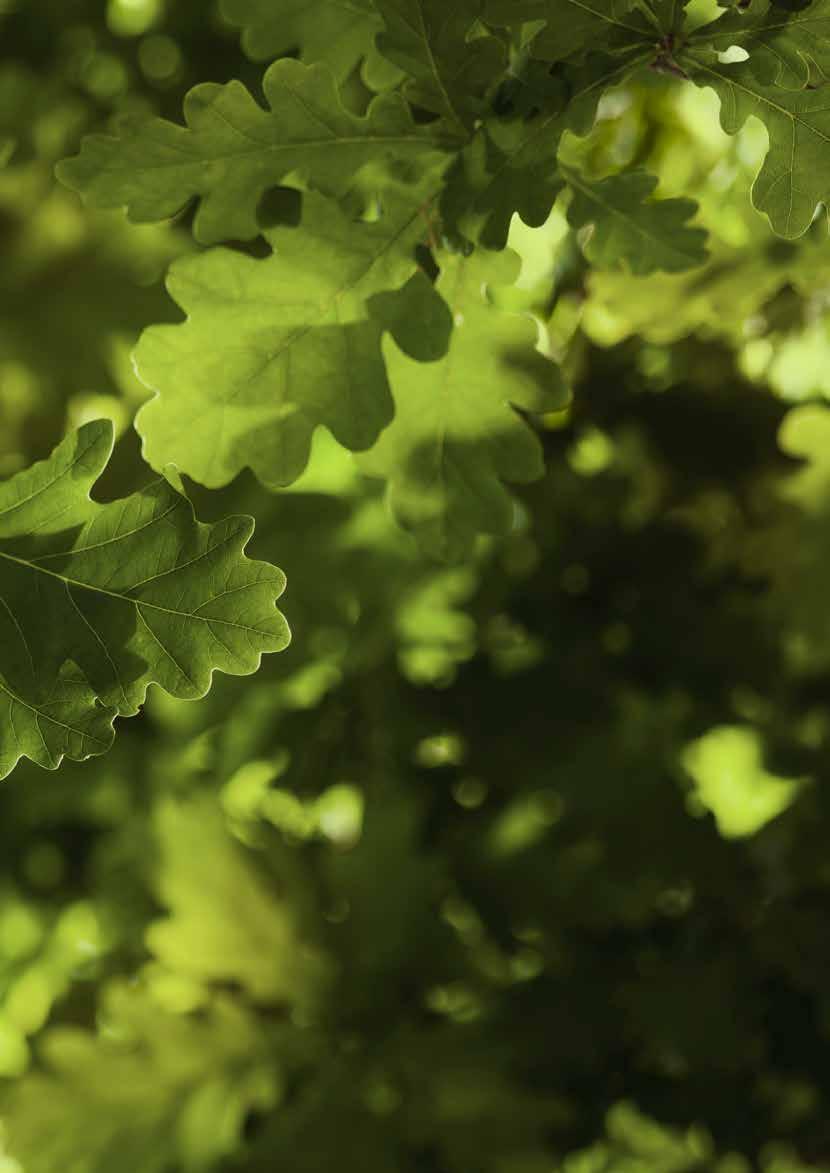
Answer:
[135,191,434,489]
[683,55,830,238]
[57,59,455,244]
[441,51,651,247]
[372,0,505,130]
[690,0,830,89]
[2,984,278,1173]
[483,0,656,63]
[0,421,289,779]
[359,248,569,559]
[563,167,708,273]
[440,115,567,249]
[221,0,381,78]
[147,798,326,1005]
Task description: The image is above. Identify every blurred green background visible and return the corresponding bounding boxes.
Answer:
[4,1,830,1170]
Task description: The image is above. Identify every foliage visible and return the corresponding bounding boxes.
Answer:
[0,421,288,778]
[359,247,568,557]
[4,0,830,1171]
[133,188,438,487]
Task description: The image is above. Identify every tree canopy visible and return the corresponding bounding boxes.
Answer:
[3,1,830,1170]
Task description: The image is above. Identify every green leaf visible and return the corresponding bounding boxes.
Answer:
[681,725,804,838]
[441,51,650,247]
[690,0,830,89]
[440,122,564,249]
[2,983,279,1173]
[134,191,432,489]
[557,1103,726,1173]
[147,797,327,1004]
[563,167,709,273]
[741,404,830,676]
[358,248,569,559]
[221,0,381,79]
[0,421,289,780]
[56,59,454,244]
[685,55,830,237]
[483,0,657,62]
[368,268,455,360]
[372,0,506,131]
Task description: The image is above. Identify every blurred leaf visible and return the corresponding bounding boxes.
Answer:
[557,1101,728,1172]
[147,797,326,1004]
[134,190,433,488]
[222,0,381,77]
[1,983,279,1173]
[681,725,805,837]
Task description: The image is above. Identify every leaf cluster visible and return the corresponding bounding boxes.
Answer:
[4,6,830,1171]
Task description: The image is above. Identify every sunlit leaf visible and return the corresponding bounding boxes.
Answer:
[690,0,830,89]
[682,725,804,837]
[134,190,435,488]
[147,797,326,1004]
[684,56,830,237]
[57,60,456,244]
[2,983,279,1173]
[359,248,569,558]
[564,167,708,273]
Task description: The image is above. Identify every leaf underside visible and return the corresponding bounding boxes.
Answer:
[0,421,289,779]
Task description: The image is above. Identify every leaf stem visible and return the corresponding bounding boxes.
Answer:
[635,0,662,29]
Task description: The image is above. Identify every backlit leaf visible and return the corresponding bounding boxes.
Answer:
[57,59,455,244]
[2,984,279,1173]
[134,191,434,489]
[147,798,326,1004]
[359,248,569,558]
[0,421,289,779]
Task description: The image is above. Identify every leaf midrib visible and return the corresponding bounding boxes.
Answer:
[378,1,468,133]
[566,0,652,37]
[564,168,704,266]
[0,675,112,750]
[472,51,651,214]
[97,130,460,177]
[0,545,280,638]
[689,58,830,149]
[690,9,830,44]
[0,433,102,524]
[138,198,431,489]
